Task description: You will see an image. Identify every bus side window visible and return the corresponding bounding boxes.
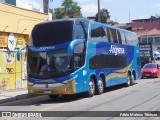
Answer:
[91,24,101,41]
[110,28,118,43]
[74,23,84,39]
[74,43,85,70]
[124,32,128,45]
[120,31,126,44]
[91,24,107,42]
[106,28,112,42]
[117,30,122,44]
[103,27,109,42]
[100,26,106,41]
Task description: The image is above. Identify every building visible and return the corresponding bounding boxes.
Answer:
[0,0,44,12]
[132,18,160,51]
[115,18,160,51]
[0,2,48,90]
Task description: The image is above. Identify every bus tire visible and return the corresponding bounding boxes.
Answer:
[86,77,95,97]
[125,74,131,87]
[96,76,104,95]
[131,74,135,85]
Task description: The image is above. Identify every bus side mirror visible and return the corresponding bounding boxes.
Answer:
[17,45,27,61]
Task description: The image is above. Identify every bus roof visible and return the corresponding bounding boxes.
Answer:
[35,18,136,35]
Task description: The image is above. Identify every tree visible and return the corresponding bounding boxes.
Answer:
[95,8,110,23]
[62,0,82,18]
[54,8,65,19]
[150,14,160,19]
[54,0,82,19]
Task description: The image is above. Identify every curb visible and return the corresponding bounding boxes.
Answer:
[0,94,29,104]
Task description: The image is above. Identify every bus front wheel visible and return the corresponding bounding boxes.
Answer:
[86,78,95,97]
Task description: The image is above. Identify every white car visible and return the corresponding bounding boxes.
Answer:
[153,51,160,60]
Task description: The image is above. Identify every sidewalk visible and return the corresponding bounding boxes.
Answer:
[0,88,29,104]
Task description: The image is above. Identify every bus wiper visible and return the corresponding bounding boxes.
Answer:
[80,21,87,40]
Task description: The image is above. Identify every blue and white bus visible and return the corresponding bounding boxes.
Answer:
[18,18,141,98]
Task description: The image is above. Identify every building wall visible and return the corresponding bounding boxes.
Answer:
[0,2,48,90]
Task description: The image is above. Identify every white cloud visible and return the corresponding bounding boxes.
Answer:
[81,4,98,17]
[155,3,160,9]
[155,3,160,7]
[17,0,41,9]
[139,16,148,19]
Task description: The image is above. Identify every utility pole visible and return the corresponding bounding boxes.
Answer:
[43,0,49,14]
[98,0,101,22]
[129,11,130,23]
[43,0,52,20]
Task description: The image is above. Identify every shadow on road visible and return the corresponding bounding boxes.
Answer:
[0,83,138,106]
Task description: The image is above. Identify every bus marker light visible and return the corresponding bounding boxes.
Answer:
[28,90,33,93]
[65,88,70,91]
[45,84,49,88]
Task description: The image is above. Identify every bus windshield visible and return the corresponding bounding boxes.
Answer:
[28,49,72,78]
[31,21,73,46]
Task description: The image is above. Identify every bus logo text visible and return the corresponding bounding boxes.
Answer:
[39,46,55,51]
[109,45,125,55]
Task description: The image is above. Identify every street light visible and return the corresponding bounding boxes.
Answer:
[146,29,148,44]
[98,0,101,22]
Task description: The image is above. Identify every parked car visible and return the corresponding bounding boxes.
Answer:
[153,51,160,60]
[141,63,160,78]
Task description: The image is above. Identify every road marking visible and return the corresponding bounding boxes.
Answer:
[0,95,47,106]
[36,102,68,111]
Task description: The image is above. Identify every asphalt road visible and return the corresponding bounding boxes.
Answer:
[0,78,160,120]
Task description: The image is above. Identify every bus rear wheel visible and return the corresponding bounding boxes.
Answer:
[131,74,135,85]
[96,76,104,95]
[86,78,95,97]
[125,74,131,87]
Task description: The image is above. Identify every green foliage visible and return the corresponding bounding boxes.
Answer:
[54,0,82,19]
[150,14,160,19]
[54,8,65,19]
[95,8,110,23]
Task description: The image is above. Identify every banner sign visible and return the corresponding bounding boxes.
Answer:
[0,111,160,118]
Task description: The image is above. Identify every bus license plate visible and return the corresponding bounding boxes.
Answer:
[43,90,51,94]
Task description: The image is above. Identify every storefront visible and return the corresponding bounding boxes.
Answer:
[0,2,48,90]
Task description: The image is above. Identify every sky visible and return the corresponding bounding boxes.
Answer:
[49,0,160,23]
[6,0,160,23]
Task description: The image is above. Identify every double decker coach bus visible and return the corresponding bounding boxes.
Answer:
[18,18,141,99]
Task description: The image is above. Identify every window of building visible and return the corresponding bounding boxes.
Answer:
[154,37,160,44]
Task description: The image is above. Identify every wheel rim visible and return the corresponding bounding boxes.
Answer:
[98,78,104,93]
[131,75,134,84]
[89,79,95,95]
[127,75,131,85]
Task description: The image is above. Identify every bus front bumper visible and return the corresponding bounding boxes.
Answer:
[27,80,76,95]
